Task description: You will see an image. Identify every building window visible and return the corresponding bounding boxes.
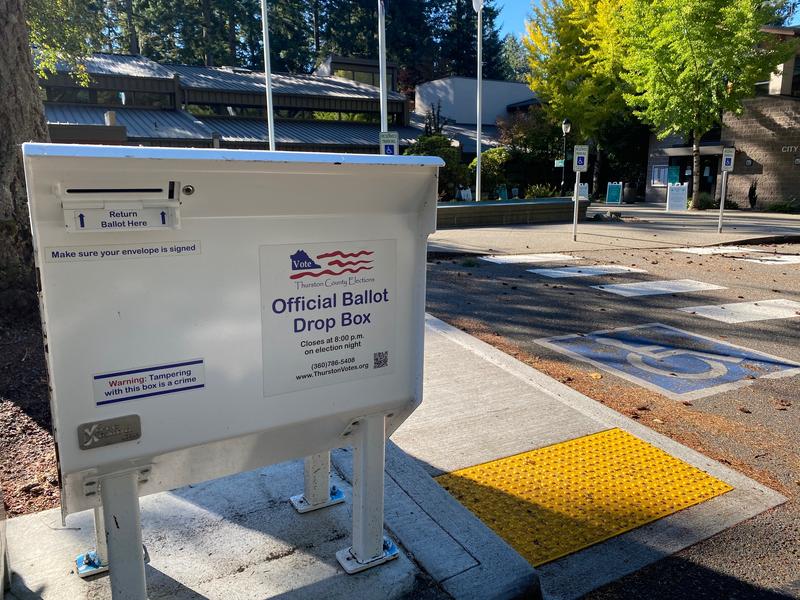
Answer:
[129,92,173,109]
[651,164,669,187]
[46,87,91,103]
[353,70,373,85]
[793,55,800,97]
[96,90,125,106]
[333,68,392,90]
[227,106,265,117]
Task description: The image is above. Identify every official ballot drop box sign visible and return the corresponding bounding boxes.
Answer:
[23,143,442,518]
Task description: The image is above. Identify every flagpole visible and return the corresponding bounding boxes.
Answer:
[378,0,388,133]
[475,5,483,202]
[260,0,276,151]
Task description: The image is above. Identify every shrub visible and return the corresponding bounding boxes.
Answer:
[525,183,560,198]
[469,147,510,198]
[405,134,467,200]
[764,197,800,213]
[717,199,739,210]
[689,192,714,210]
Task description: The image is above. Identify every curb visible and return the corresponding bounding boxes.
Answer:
[332,445,542,600]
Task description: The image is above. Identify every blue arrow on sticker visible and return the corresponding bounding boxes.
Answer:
[78,213,85,228]
[160,211,166,225]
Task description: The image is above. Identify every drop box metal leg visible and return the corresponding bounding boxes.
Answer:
[290,452,345,513]
[336,414,398,574]
[75,506,109,577]
[100,471,147,600]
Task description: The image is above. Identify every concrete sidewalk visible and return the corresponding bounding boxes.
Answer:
[3,317,786,600]
[429,204,800,254]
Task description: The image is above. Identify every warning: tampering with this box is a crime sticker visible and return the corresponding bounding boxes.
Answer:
[93,359,205,406]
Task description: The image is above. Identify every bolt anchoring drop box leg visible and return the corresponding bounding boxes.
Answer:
[290,451,345,513]
[336,414,398,574]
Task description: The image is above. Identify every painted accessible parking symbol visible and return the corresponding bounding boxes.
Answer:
[536,323,800,400]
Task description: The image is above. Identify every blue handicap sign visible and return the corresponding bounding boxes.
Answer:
[384,145,395,155]
[576,156,585,166]
[724,158,732,166]
[537,323,800,400]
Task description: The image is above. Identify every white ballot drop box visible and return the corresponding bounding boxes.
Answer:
[24,143,442,596]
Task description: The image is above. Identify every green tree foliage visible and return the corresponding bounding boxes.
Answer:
[618,0,797,196]
[468,147,509,193]
[497,109,563,191]
[524,0,626,144]
[404,134,467,199]
[439,0,507,79]
[386,0,442,90]
[86,0,313,72]
[498,109,561,158]
[501,34,528,81]
[316,0,381,59]
[28,0,105,83]
[56,1,518,84]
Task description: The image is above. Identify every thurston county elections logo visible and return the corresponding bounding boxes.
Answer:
[289,249,374,280]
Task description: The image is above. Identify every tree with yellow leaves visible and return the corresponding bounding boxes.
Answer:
[524,0,629,193]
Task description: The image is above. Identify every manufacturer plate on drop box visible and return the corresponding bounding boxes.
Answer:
[78,415,141,450]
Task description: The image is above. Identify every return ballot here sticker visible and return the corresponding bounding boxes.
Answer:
[259,240,397,397]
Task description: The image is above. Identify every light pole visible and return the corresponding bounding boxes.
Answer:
[561,118,571,196]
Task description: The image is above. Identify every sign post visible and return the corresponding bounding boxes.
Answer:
[572,144,589,241]
[718,147,735,233]
[379,131,399,156]
[24,144,442,598]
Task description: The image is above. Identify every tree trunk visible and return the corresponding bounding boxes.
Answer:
[592,142,602,199]
[227,6,237,66]
[125,0,140,54]
[0,0,49,303]
[312,1,320,55]
[201,0,214,66]
[692,130,701,203]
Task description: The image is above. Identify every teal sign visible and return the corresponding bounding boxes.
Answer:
[668,165,680,184]
[554,159,565,168]
[606,182,623,204]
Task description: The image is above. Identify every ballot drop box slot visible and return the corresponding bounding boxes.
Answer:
[24,143,441,593]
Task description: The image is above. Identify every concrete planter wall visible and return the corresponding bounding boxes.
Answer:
[436,198,591,228]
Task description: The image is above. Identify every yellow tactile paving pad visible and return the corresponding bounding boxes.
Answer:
[435,428,733,566]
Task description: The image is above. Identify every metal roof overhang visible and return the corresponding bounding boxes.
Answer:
[183,89,405,113]
[662,145,725,157]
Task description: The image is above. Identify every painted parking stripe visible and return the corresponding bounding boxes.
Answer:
[734,254,800,265]
[480,253,581,264]
[592,279,726,297]
[536,323,800,401]
[527,265,647,278]
[678,299,800,323]
[673,246,765,255]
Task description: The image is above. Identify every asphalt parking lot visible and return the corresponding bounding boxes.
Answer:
[426,242,800,599]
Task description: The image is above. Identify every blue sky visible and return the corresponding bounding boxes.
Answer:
[497,0,533,38]
[496,0,799,36]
